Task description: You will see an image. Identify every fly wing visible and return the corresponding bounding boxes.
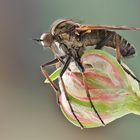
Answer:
[51,42,66,57]
[76,25,140,31]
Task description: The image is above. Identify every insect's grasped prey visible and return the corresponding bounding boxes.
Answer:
[34,19,140,128]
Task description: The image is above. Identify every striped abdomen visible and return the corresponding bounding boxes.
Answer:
[80,30,136,57]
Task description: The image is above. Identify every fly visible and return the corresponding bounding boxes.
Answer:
[34,19,140,128]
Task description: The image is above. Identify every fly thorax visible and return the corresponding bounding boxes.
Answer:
[59,33,70,40]
[59,33,82,48]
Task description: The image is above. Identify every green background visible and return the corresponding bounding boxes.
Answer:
[1,0,140,140]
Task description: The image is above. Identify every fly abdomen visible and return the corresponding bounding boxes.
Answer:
[119,38,136,57]
[107,32,136,57]
[80,30,136,57]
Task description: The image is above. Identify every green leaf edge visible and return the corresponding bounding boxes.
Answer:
[44,67,62,83]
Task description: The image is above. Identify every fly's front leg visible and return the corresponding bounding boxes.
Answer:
[40,57,64,105]
[114,35,140,83]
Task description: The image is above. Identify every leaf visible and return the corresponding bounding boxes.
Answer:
[44,67,62,83]
[59,49,140,128]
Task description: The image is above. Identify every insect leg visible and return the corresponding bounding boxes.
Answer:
[114,35,140,83]
[75,60,105,126]
[42,56,66,67]
[41,58,60,67]
[40,58,64,105]
[59,56,84,129]
[95,32,140,83]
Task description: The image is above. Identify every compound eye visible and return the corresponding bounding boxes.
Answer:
[40,33,53,47]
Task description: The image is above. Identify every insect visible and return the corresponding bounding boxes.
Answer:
[34,19,140,128]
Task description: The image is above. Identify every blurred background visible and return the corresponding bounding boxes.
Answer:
[0,0,140,140]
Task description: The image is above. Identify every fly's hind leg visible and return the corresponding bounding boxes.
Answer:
[114,35,140,83]
[95,31,140,83]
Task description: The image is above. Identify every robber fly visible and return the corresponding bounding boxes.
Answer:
[34,19,140,128]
